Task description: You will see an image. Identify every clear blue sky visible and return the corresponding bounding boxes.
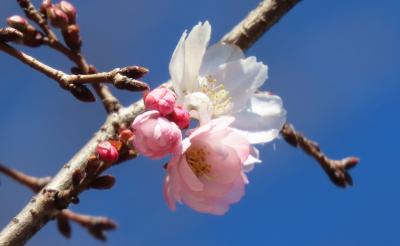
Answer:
[1,0,399,245]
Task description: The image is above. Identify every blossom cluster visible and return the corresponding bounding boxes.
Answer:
[98,21,286,215]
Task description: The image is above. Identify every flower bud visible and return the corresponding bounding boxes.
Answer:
[119,66,149,79]
[131,110,182,159]
[0,27,23,43]
[62,24,81,51]
[167,105,190,129]
[90,175,116,190]
[68,84,96,102]
[96,141,119,163]
[144,88,176,116]
[58,1,77,24]
[7,15,29,31]
[40,0,52,15]
[47,5,69,29]
[118,128,134,143]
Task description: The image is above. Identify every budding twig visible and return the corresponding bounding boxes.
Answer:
[0,41,148,92]
[16,0,57,41]
[14,0,123,113]
[0,163,117,241]
[280,124,359,187]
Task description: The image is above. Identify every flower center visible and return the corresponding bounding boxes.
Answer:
[185,145,212,178]
[200,75,232,117]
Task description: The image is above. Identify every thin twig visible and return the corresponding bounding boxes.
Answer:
[16,0,57,41]
[0,41,148,91]
[280,124,359,187]
[0,164,50,192]
[16,0,123,113]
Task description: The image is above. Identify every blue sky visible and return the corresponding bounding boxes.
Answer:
[0,0,399,245]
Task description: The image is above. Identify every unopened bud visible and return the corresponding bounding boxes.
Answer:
[90,175,116,190]
[144,87,176,116]
[22,30,44,47]
[47,5,69,29]
[88,65,97,74]
[58,1,77,24]
[167,104,190,129]
[7,15,29,31]
[342,157,359,170]
[118,128,134,143]
[40,0,52,15]
[68,84,96,102]
[62,24,81,51]
[119,66,149,79]
[57,216,71,238]
[113,74,149,91]
[96,141,119,163]
[0,27,23,43]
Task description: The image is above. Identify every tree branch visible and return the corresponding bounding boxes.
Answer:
[16,0,57,41]
[0,163,117,240]
[280,124,359,187]
[0,41,148,92]
[221,0,301,51]
[16,0,123,114]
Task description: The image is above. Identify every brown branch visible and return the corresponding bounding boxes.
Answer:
[16,0,123,114]
[0,163,50,192]
[0,101,144,245]
[0,163,117,240]
[16,0,57,41]
[220,0,358,187]
[221,0,301,51]
[281,124,359,187]
[0,41,148,92]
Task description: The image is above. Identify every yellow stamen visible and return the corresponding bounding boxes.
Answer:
[186,145,212,178]
[200,75,232,117]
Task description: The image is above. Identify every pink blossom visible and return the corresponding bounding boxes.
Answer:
[144,88,176,116]
[163,117,250,215]
[96,141,119,163]
[131,110,182,159]
[167,105,190,129]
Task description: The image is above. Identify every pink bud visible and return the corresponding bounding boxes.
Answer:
[96,141,119,163]
[167,105,190,129]
[131,110,182,159]
[58,1,77,24]
[47,5,69,29]
[62,24,81,51]
[40,0,52,14]
[118,128,134,143]
[7,15,29,31]
[144,88,176,116]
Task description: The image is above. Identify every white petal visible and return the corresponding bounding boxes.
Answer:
[169,31,187,97]
[211,56,268,112]
[232,93,286,144]
[182,21,211,92]
[169,21,211,95]
[199,43,244,76]
[183,92,213,124]
[243,146,261,172]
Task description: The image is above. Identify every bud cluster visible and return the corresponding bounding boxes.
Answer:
[143,88,190,129]
[128,88,191,159]
[6,15,43,47]
[40,0,81,51]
